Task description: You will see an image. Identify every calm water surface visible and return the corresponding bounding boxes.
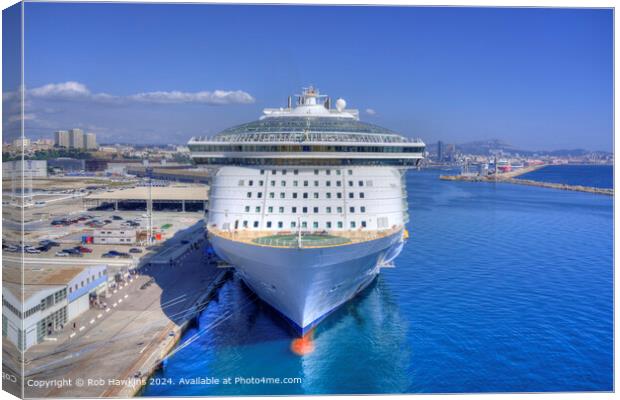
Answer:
[520,164,613,188]
[144,168,613,395]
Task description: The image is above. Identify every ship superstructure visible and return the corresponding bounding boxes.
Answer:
[189,87,425,334]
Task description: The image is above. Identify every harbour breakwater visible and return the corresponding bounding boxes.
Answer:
[440,165,613,196]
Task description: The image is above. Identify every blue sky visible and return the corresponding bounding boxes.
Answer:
[7,4,614,151]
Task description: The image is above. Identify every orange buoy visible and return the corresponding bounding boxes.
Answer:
[290,329,315,356]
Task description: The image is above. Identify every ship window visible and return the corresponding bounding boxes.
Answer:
[326,170,331,175]
[350,221,356,228]
[337,207,343,213]
[303,193,308,199]
[255,206,261,212]
[326,181,331,187]
[253,221,259,228]
[302,221,308,228]
[314,193,319,199]
[314,169,319,175]
[281,181,286,186]
[268,206,273,212]
[336,170,342,175]
[279,207,284,213]
[326,207,332,213]
[361,206,366,213]
[259,180,264,186]
[291,221,296,228]
[358,180,364,186]
[270,180,275,186]
[303,180,309,187]
[314,180,319,187]
[260,170,265,175]
[366,180,373,186]
[348,170,353,175]
[326,193,332,199]
[360,192,365,198]
[278,221,283,228]
[336,181,342,187]
[337,221,343,228]
[280,192,285,199]
[326,221,332,228]
[267,221,272,228]
[337,193,342,199]
[239,180,244,186]
[269,192,275,198]
[294,169,299,175]
[302,207,308,213]
[313,207,319,213]
[293,181,298,187]
[271,170,276,175]
[244,206,250,212]
[282,170,287,175]
[349,192,354,199]
[246,192,252,198]
[292,207,297,213]
[348,181,353,187]
[243,221,248,228]
[249,180,254,186]
[313,221,319,228]
[293,193,298,199]
[257,192,263,198]
[350,206,355,212]
[361,221,367,228]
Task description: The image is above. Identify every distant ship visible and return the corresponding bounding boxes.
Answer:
[188,87,425,334]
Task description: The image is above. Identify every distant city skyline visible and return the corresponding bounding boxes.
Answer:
[3,4,613,151]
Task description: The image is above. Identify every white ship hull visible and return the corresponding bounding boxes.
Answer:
[210,230,405,335]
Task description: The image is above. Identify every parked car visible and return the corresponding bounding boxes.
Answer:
[129,248,143,254]
[74,246,93,253]
[103,250,129,258]
[112,215,123,220]
[55,251,69,257]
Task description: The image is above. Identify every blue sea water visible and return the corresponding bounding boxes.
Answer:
[520,164,613,189]
[143,168,613,395]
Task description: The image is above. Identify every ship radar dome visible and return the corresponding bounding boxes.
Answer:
[335,98,346,112]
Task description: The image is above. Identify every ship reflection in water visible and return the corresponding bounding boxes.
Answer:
[146,274,411,396]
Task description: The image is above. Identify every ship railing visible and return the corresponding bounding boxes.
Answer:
[208,226,403,248]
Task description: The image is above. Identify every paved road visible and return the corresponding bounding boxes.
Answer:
[18,236,220,398]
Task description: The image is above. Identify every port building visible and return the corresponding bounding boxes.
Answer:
[2,264,108,350]
[83,185,209,212]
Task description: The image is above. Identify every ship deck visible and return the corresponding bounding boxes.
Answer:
[208,226,403,249]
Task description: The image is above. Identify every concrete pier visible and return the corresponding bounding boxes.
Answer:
[18,236,230,398]
[439,165,613,196]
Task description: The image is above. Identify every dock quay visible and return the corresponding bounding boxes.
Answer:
[439,165,613,196]
[12,237,231,398]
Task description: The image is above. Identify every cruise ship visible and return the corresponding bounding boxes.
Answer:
[188,87,425,335]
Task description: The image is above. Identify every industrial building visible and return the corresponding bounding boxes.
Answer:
[48,157,86,172]
[2,159,48,179]
[93,228,137,244]
[2,264,108,350]
[84,185,209,212]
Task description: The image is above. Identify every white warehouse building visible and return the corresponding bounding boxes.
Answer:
[2,264,107,351]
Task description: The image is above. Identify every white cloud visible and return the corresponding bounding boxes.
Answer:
[21,81,255,105]
[30,81,91,99]
[128,89,255,105]
[365,108,377,115]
